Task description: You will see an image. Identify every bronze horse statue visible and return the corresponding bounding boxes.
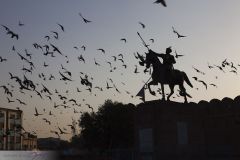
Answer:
[143,50,193,103]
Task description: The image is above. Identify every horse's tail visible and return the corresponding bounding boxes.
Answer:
[183,72,193,88]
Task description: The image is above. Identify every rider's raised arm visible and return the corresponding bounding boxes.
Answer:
[156,53,165,58]
[149,49,165,58]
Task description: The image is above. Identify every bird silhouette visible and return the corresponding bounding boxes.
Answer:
[42,118,51,125]
[95,86,103,91]
[198,80,207,90]
[122,64,127,68]
[118,58,124,64]
[133,52,139,59]
[154,0,167,7]
[230,62,237,70]
[230,70,237,74]
[50,130,60,138]
[175,50,184,58]
[25,49,32,59]
[77,87,81,93]
[7,97,14,103]
[118,54,123,59]
[209,83,217,88]
[35,90,43,99]
[172,26,186,38]
[41,84,52,95]
[67,124,75,131]
[207,62,214,69]
[45,95,52,101]
[222,59,229,66]
[112,56,117,61]
[192,76,198,81]
[18,21,24,26]
[81,45,86,51]
[149,38,154,43]
[49,111,54,116]
[106,82,113,89]
[139,22,145,29]
[86,87,92,92]
[53,102,59,108]
[86,104,93,112]
[97,48,105,54]
[63,70,72,77]
[78,55,85,63]
[79,13,92,23]
[32,43,42,50]
[17,52,28,61]
[16,99,26,105]
[73,108,79,113]
[44,36,50,41]
[22,66,32,74]
[50,44,63,55]
[94,58,100,66]
[59,71,73,81]
[0,56,7,62]
[106,61,112,68]
[51,31,59,39]
[57,23,64,32]
[108,78,113,83]
[58,94,67,100]
[192,66,205,75]
[0,86,12,97]
[58,127,68,134]
[113,84,121,93]
[134,65,140,74]
[1,25,9,31]
[120,38,127,43]
[61,64,66,70]
[214,65,225,73]
[73,46,78,50]
[43,62,49,67]
[1,25,19,39]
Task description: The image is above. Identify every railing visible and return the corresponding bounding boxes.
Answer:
[0,130,4,136]
[14,119,21,124]
[9,119,15,124]
[0,117,4,122]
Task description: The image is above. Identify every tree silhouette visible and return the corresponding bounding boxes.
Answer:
[76,99,136,150]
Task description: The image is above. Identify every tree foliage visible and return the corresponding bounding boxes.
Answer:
[76,100,136,150]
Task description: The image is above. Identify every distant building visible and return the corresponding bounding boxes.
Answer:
[135,96,240,160]
[22,132,37,150]
[0,107,23,150]
[37,137,61,150]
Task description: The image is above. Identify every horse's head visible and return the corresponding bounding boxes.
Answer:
[145,50,155,69]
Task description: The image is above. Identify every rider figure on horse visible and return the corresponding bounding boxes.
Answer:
[148,47,176,81]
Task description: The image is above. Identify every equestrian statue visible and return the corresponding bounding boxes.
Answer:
[137,32,193,103]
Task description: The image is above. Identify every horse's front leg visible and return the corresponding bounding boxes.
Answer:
[148,80,157,96]
[161,83,166,101]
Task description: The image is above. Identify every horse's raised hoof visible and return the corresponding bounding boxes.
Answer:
[179,91,184,96]
[150,91,155,96]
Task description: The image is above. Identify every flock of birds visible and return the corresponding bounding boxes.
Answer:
[0,0,238,140]
[0,11,161,139]
[191,58,240,91]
